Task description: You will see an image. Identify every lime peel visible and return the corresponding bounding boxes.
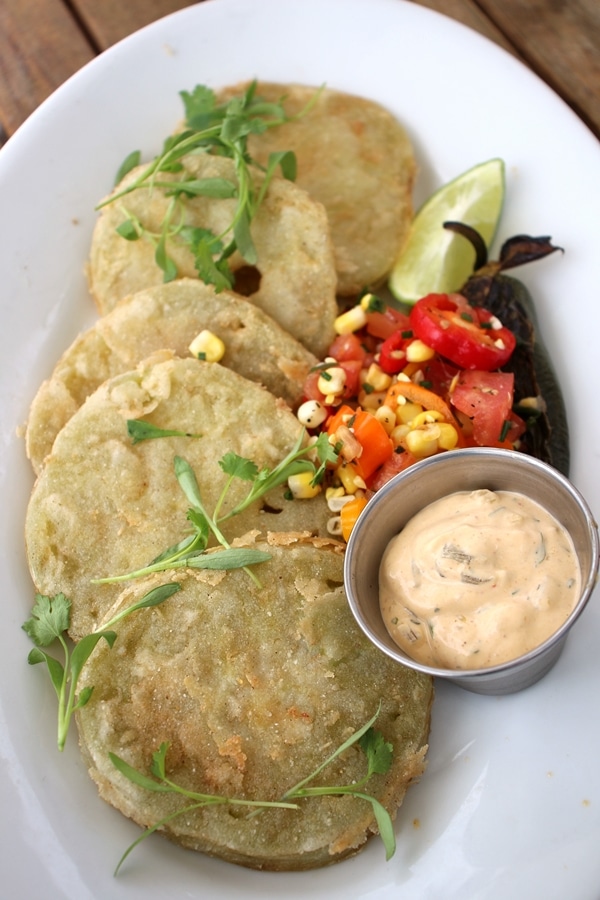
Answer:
[388,158,505,305]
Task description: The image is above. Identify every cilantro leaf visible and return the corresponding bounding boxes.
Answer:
[23,585,179,751]
[22,593,71,646]
[219,453,259,481]
[359,727,394,778]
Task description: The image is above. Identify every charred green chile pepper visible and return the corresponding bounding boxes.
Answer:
[445,225,569,476]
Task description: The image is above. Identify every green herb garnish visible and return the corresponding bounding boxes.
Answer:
[126,420,203,444]
[93,430,338,587]
[22,583,180,751]
[99,81,320,290]
[110,705,395,874]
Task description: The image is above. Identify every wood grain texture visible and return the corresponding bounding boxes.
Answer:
[0,0,598,142]
[0,0,94,139]
[408,0,520,56]
[476,0,600,136]
[71,0,198,49]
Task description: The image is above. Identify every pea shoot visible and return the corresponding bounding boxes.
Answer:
[100,81,320,290]
[110,706,395,874]
[92,428,338,587]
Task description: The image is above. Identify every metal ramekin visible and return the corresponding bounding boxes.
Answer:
[344,447,599,694]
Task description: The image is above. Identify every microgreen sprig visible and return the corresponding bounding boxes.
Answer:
[98,81,320,290]
[22,583,181,751]
[92,429,338,587]
[110,705,395,874]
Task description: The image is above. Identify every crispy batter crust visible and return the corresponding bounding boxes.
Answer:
[76,545,433,870]
[25,279,317,473]
[25,356,332,639]
[88,154,338,357]
[217,82,417,296]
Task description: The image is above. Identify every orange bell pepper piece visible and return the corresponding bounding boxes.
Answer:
[327,405,394,480]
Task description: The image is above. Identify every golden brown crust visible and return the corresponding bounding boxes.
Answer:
[25,356,332,639]
[217,82,417,296]
[76,547,433,870]
[25,279,317,473]
[88,154,338,357]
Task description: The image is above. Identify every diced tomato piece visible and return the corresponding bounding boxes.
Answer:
[328,332,367,365]
[338,358,363,400]
[302,369,327,403]
[417,356,460,397]
[366,306,412,340]
[368,449,420,491]
[450,370,517,446]
[409,293,516,370]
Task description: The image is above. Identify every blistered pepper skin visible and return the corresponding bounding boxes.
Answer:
[458,234,569,475]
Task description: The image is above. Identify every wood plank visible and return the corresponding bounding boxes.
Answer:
[476,0,600,137]
[0,0,94,139]
[71,0,198,50]
[408,0,521,57]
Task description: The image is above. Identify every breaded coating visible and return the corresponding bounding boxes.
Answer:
[217,82,417,296]
[76,545,433,870]
[25,356,332,639]
[88,154,337,357]
[25,279,317,474]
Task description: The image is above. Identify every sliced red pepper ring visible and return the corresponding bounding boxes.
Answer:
[378,329,413,375]
[409,293,516,370]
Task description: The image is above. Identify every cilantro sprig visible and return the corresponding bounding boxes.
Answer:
[110,706,395,874]
[92,429,338,587]
[99,81,319,290]
[22,584,180,751]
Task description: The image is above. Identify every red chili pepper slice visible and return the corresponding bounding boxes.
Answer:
[409,293,516,370]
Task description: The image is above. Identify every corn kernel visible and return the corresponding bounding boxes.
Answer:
[317,366,346,399]
[287,471,322,499]
[360,292,378,311]
[336,461,365,493]
[358,389,388,410]
[334,305,368,334]
[411,409,443,428]
[391,423,410,446]
[374,404,396,434]
[405,339,436,363]
[437,423,459,450]
[189,329,226,362]
[296,399,328,429]
[363,363,392,393]
[405,424,441,458]
[396,401,424,425]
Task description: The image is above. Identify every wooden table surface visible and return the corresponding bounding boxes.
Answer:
[1,0,598,145]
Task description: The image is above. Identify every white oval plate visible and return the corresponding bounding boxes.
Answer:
[1,1,599,898]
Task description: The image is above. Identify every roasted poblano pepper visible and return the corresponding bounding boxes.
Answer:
[446,225,569,476]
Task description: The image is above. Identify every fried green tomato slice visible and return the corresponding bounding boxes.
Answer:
[75,541,433,871]
[25,356,332,640]
[216,82,417,297]
[25,278,318,474]
[88,153,338,357]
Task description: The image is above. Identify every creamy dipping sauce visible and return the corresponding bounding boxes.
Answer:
[379,489,581,670]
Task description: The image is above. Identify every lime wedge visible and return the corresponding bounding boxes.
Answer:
[389,158,505,304]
